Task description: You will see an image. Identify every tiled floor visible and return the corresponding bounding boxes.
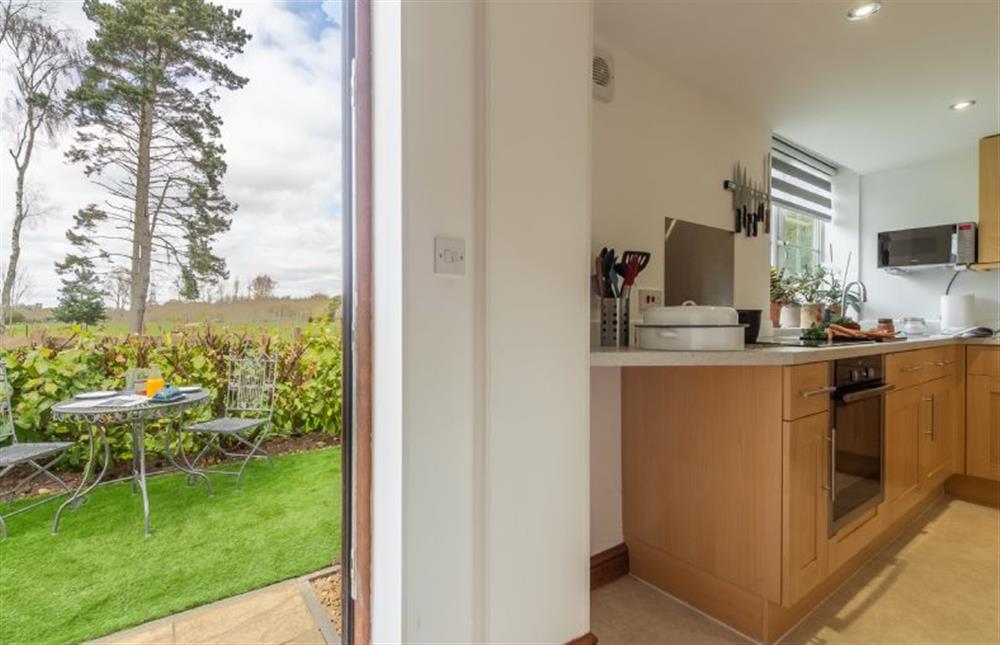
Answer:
[592,497,1000,644]
[94,576,337,645]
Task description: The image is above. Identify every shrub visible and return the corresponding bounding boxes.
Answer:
[0,323,342,467]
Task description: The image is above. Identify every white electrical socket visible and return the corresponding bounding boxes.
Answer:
[434,237,466,276]
[637,288,662,310]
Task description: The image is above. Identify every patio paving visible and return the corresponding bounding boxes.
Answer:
[93,573,339,645]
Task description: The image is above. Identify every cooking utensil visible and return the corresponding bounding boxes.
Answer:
[636,303,746,351]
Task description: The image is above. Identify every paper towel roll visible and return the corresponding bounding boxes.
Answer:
[940,294,974,330]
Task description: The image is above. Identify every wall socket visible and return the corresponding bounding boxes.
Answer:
[637,288,662,310]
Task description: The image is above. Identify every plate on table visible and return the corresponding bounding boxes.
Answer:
[75,390,117,400]
[178,386,202,393]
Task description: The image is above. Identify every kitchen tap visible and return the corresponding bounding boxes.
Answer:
[841,280,868,319]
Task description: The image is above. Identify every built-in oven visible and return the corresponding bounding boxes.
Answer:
[828,355,895,535]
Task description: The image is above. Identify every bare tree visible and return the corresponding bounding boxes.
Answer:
[249,274,276,300]
[1,9,77,320]
[11,267,32,306]
[232,277,241,302]
[0,0,31,47]
[106,266,130,310]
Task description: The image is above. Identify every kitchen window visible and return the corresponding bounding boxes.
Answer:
[770,136,837,274]
[773,206,826,273]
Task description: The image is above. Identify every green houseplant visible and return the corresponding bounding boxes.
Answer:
[769,267,796,328]
[795,266,827,327]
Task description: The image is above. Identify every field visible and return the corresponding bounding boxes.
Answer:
[1,295,337,348]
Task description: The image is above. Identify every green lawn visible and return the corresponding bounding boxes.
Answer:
[0,448,341,645]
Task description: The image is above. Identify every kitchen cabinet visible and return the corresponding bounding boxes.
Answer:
[917,376,955,489]
[966,347,999,481]
[781,411,829,607]
[978,134,1000,267]
[967,375,1000,481]
[885,386,921,520]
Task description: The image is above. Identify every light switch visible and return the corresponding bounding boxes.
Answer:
[434,237,466,276]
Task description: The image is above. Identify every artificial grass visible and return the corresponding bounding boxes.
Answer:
[0,447,341,645]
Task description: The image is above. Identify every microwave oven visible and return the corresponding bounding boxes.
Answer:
[877,222,977,270]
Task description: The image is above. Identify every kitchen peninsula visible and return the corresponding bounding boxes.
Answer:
[593,338,999,643]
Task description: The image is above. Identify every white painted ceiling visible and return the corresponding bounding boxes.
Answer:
[595,0,1000,174]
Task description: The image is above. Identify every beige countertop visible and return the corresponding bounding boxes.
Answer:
[590,335,1000,367]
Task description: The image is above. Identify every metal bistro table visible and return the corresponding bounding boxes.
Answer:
[51,389,211,536]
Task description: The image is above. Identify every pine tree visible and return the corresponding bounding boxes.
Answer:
[52,258,107,326]
[63,0,250,332]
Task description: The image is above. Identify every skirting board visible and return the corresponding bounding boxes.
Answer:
[591,543,629,590]
[946,473,1000,508]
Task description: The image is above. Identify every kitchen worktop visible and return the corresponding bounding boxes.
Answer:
[591,335,1000,367]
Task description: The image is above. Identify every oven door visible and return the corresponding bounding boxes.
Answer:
[830,384,893,535]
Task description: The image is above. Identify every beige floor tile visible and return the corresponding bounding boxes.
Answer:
[782,499,1000,645]
[592,576,750,644]
[592,498,1000,645]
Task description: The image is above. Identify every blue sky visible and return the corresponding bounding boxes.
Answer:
[0,0,343,305]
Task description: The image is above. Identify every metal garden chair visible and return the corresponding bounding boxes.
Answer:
[0,361,74,539]
[181,352,278,488]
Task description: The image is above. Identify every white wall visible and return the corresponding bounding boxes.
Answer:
[829,166,861,282]
[371,1,592,642]
[485,2,592,639]
[860,147,1000,326]
[588,35,773,556]
[591,36,772,314]
[590,367,622,554]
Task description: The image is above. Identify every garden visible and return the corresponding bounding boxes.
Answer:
[0,322,344,644]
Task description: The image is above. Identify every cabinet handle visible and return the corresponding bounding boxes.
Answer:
[921,396,935,438]
[800,385,836,398]
[900,364,923,373]
[933,360,954,367]
[827,427,837,502]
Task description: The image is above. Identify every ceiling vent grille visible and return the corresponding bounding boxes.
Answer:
[592,50,614,102]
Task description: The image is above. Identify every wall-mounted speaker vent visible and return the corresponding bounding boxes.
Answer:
[592,50,614,102]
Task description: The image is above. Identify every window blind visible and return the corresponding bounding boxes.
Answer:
[770,137,837,222]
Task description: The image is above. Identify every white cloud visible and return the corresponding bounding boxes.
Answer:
[0,0,342,306]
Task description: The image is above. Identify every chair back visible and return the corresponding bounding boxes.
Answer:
[0,361,17,445]
[225,352,279,418]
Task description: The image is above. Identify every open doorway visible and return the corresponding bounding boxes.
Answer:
[0,1,365,642]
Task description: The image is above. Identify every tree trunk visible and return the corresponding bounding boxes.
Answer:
[128,99,155,334]
[1,106,35,330]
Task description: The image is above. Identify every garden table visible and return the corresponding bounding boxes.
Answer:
[51,389,211,537]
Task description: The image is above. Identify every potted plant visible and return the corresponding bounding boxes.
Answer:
[777,271,801,329]
[795,266,825,327]
[768,267,788,328]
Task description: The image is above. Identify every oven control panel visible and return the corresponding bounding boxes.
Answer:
[834,355,883,388]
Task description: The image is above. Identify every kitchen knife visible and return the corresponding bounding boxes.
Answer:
[764,154,772,235]
[733,163,743,233]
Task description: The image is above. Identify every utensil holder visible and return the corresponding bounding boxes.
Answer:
[600,298,630,347]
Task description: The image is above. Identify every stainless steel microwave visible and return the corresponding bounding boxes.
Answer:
[877,222,977,270]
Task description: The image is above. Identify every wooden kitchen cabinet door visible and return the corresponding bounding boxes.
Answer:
[886,387,921,519]
[918,377,955,489]
[979,134,1000,266]
[782,411,829,607]
[967,375,1000,481]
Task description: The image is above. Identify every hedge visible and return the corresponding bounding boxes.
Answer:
[0,323,342,468]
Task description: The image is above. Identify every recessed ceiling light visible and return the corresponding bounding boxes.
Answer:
[847,2,882,20]
[950,100,977,111]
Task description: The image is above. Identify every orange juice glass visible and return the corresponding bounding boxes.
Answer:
[146,377,166,397]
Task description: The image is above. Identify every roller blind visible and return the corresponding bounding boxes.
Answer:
[770,137,837,222]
